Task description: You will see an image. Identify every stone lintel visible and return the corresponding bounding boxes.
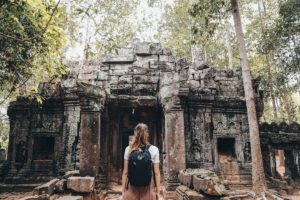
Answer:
[109,95,157,108]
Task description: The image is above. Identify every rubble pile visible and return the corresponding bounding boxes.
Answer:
[177,169,227,199]
[19,171,99,200]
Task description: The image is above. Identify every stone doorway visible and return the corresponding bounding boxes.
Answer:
[217,138,240,184]
[33,136,55,160]
[104,105,163,185]
[217,138,236,163]
[275,149,286,178]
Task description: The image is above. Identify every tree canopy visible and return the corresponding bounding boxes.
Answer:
[0,0,68,103]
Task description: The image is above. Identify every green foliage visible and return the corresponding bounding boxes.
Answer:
[161,0,299,123]
[159,0,240,68]
[0,0,68,103]
[68,0,140,59]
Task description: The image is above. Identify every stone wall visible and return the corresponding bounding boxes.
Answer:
[260,122,300,179]
[0,42,267,193]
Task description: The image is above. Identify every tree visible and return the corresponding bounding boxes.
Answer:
[0,0,68,104]
[67,0,140,59]
[230,0,266,195]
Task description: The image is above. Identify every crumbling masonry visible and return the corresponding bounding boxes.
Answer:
[0,43,299,195]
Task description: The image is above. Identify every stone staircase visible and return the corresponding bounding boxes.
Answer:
[217,161,252,190]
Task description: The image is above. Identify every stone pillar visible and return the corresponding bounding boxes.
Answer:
[61,99,81,171]
[164,108,186,191]
[77,82,106,177]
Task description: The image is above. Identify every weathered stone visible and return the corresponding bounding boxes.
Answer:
[64,170,80,179]
[67,176,95,193]
[33,179,59,195]
[56,196,83,200]
[193,170,227,196]
[54,179,67,193]
[20,194,49,200]
[0,148,6,162]
[4,41,300,196]
[178,170,193,188]
[134,42,162,55]
[176,185,204,200]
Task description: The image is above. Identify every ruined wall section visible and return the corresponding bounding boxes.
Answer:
[260,122,300,179]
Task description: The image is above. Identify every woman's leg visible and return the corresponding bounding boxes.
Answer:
[122,184,139,200]
[140,178,156,200]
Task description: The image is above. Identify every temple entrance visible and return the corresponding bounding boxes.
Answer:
[217,138,240,184]
[33,136,55,160]
[218,138,236,163]
[275,149,285,178]
[104,105,163,185]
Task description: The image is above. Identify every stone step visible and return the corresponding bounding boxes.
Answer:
[0,183,41,193]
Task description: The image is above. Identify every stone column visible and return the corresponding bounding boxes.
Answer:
[77,82,106,177]
[61,99,80,171]
[164,108,186,191]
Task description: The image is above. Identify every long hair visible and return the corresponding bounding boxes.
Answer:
[130,123,149,151]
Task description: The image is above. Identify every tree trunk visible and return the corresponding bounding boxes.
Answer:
[225,21,233,69]
[230,0,266,195]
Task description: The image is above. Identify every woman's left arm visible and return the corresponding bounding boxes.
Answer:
[122,159,129,195]
[153,163,161,198]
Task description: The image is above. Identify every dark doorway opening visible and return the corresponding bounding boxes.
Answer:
[106,105,163,184]
[33,136,55,160]
[218,138,236,163]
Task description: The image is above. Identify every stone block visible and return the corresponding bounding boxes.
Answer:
[33,178,59,195]
[63,170,80,179]
[176,185,204,200]
[193,172,226,196]
[178,170,193,188]
[159,61,174,72]
[0,148,6,161]
[56,196,83,200]
[20,194,49,200]
[54,179,67,193]
[134,42,162,55]
[103,48,134,63]
[185,190,205,200]
[67,176,94,193]
[176,185,189,200]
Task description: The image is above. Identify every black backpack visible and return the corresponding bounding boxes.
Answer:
[128,144,152,187]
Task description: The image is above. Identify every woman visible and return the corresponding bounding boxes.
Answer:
[122,123,161,200]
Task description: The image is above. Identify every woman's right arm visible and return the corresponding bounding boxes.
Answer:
[122,159,129,195]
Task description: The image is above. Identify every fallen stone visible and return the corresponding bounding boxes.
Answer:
[63,170,80,179]
[33,179,59,195]
[178,169,193,188]
[56,196,83,200]
[176,185,204,200]
[67,176,94,193]
[54,179,67,193]
[192,169,227,196]
[185,190,205,200]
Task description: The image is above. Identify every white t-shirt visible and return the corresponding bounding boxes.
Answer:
[124,145,160,163]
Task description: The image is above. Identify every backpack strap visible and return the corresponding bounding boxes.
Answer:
[145,143,152,151]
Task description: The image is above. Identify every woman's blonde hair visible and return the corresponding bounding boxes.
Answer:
[131,123,149,150]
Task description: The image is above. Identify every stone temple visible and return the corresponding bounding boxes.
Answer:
[0,42,300,198]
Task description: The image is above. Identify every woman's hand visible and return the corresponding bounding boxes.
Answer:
[156,191,161,200]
